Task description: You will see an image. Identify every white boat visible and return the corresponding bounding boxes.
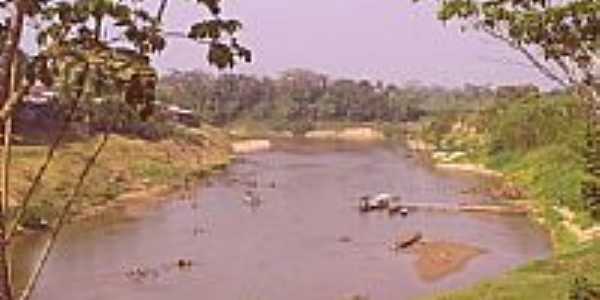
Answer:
[369,193,392,209]
[358,193,410,216]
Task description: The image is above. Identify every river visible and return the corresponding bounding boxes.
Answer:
[14,140,551,300]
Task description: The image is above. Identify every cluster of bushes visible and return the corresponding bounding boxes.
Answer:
[483,95,591,219]
[484,95,585,155]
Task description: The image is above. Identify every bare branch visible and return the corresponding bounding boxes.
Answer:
[156,0,169,23]
[481,26,570,88]
[0,81,31,125]
[7,63,90,239]
[552,58,578,86]
[164,31,211,45]
[1,1,25,106]
[0,46,20,300]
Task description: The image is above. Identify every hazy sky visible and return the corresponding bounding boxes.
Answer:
[154,0,555,88]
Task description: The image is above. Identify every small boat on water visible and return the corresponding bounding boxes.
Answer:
[359,193,406,214]
[370,193,392,209]
[399,207,409,216]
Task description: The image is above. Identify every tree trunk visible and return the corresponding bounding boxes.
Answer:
[0,118,14,300]
[0,59,16,300]
[0,117,13,300]
[0,9,23,295]
[0,243,12,300]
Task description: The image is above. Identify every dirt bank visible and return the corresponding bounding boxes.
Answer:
[74,185,176,221]
[231,139,272,154]
[436,163,504,178]
[304,127,384,141]
[304,130,338,139]
[409,241,485,281]
[11,125,232,228]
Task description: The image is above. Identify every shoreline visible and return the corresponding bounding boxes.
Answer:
[18,161,230,237]
[404,136,600,249]
[411,241,486,282]
[231,139,272,154]
[435,163,504,178]
[229,124,389,142]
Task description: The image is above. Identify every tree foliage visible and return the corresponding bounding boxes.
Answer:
[0,0,251,124]
[157,68,535,129]
[434,0,600,87]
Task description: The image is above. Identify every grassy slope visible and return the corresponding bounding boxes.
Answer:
[487,145,587,251]
[429,241,600,300]
[9,124,231,225]
[421,96,600,299]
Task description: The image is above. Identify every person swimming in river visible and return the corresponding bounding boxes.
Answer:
[243,190,261,208]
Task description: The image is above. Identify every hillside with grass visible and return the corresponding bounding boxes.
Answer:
[415,93,600,299]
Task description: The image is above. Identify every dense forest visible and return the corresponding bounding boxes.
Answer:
[157,69,543,130]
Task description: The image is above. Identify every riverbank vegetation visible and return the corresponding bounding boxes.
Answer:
[421,0,600,297]
[417,92,600,298]
[418,93,595,249]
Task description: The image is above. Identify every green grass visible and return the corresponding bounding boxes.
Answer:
[484,145,595,252]
[490,146,585,209]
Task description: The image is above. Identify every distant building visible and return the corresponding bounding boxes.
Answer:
[158,102,198,126]
[25,85,57,104]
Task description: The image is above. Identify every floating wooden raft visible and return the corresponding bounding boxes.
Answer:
[400,202,529,215]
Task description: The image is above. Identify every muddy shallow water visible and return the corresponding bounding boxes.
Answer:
[15,140,551,300]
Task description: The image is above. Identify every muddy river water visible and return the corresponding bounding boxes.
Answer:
[15,140,551,300]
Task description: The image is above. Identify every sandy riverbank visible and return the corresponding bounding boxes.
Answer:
[436,163,504,178]
[304,127,385,142]
[409,241,485,281]
[231,139,272,154]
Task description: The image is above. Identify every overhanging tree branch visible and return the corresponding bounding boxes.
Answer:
[480,26,570,89]
[7,63,90,239]
[1,0,25,105]
[156,0,169,23]
[0,82,31,125]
